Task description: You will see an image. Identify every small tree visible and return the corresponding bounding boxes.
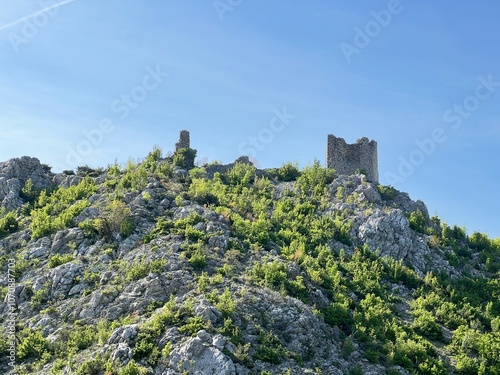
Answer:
[408,209,427,234]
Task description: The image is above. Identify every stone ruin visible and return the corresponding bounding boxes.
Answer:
[172,131,379,183]
[173,130,197,170]
[326,134,379,183]
[175,130,191,152]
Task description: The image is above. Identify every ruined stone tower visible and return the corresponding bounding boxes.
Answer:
[173,130,197,170]
[175,130,190,151]
[326,135,379,183]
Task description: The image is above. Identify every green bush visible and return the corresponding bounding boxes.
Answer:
[120,217,135,238]
[255,329,286,364]
[408,209,427,234]
[173,147,197,169]
[30,283,51,310]
[67,325,96,352]
[48,254,74,268]
[133,331,161,365]
[31,209,52,238]
[118,360,149,375]
[224,162,256,186]
[412,310,444,341]
[296,160,335,197]
[20,178,40,204]
[455,354,480,374]
[188,247,207,269]
[179,316,207,336]
[75,355,105,375]
[250,259,288,289]
[104,199,134,237]
[207,287,236,317]
[0,211,18,238]
[277,162,301,182]
[30,177,96,238]
[125,259,167,281]
[323,302,352,331]
[76,165,104,177]
[17,328,52,361]
[377,185,398,200]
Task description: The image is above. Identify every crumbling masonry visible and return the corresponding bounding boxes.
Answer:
[175,130,191,151]
[326,135,379,183]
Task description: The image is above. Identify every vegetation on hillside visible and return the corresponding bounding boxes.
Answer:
[1,148,499,374]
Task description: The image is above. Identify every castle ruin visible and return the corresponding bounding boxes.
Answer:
[175,130,191,151]
[173,130,197,169]
[326,135,379,183]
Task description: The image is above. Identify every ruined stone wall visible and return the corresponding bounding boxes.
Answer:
[326,135,379,183]
[175,130,190,151]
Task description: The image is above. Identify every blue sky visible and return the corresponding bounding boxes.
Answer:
[1,0,499,238]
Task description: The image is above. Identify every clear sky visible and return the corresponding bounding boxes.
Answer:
[1,0,499,238]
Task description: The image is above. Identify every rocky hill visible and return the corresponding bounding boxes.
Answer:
[1,149,499,375]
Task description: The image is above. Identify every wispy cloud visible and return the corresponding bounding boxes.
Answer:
[0,0,78,32]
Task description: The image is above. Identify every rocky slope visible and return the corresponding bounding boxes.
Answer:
[0,153,499,375]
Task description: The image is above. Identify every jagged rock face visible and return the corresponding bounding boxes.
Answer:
[168,333,236,375]
[359,209,413,260]
[0,156,53,210]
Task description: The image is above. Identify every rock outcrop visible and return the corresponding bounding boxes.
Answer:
[0,157,53,211]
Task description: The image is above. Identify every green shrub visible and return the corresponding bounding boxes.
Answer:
[277,162,301,182]
[75,355,105,375]
[76,165,104,177]
[185,225,207,242]
[30,177,96,238]
[348,365,364,375]
[31,284,51,309]
[377,185,398,200]
[188,247,207,269]
[224,162,256,186]
[455,354,480,374]
[219,317,242,345]
[323,302,352,331]
[48,254,74,268]
[296,160,335,197]
[118,360,149,375]
[20,178,40,204]
[0,211,18,238]
[250,259,287,289]
[133,331,161,365]
[255,329,285,364]
[31,209,52,238]
[207,287,236,317]
[17,328,52,361]
[67,325,96,352]
[179,316,207,336]
[412,310,444,341]
[103,199,134,237]
[125,259,167,281]
[173,147,197,169]
[120,217,135,238]
[408,209,427,234]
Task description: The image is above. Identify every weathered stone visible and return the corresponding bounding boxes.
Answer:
[51,228,85,255]
[108,325,139,345]
[169,337,236,375]
[194,299,222,324]
[0,157,53,211]
[326,135,379,183]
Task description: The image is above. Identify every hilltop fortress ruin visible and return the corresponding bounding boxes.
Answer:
[326,135,379,183]
[173,131,379,183]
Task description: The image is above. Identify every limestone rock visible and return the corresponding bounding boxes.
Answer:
[359,209,413,260]
[0,157,53,211]
[169,337,236,375]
